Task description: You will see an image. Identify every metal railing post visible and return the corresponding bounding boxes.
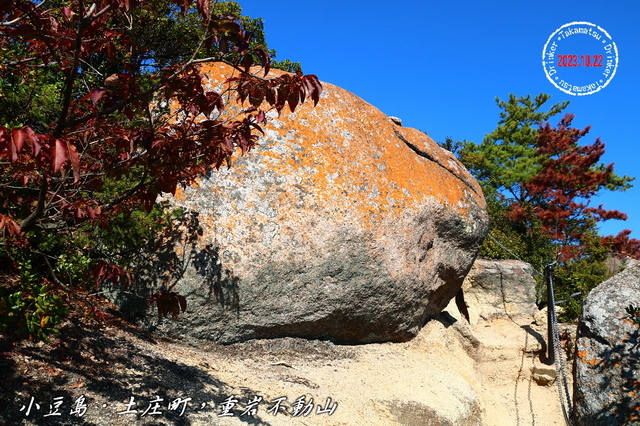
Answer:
[545,263,555,365]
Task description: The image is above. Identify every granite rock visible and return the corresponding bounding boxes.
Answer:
[573,263,640,425]
[162,64,488,344]
[461,259,539,324]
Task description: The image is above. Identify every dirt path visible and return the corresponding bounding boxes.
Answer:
[2,306,574,425]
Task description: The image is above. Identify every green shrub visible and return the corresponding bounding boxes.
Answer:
[0,261,68,341]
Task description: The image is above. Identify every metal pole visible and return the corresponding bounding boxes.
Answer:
[545,263,555,365]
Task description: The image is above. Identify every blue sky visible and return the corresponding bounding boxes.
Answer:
[241,0,640,239]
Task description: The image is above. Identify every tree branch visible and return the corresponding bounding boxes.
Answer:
[20,173,48,231]
[103,170,149,212]
[62,56,270,130]
[54,2,89,138]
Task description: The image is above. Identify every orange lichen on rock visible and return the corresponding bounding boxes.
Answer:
[576,350,602,366]
[175,63,484,230]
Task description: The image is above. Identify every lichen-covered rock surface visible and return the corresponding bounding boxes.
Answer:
[573,263,640,425]
[165,64,488,344]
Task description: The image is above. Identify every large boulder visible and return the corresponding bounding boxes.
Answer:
[460,259,539,324]
[163,64,488,344]
[573,263,640,424]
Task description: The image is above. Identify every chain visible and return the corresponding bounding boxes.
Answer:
[486,234,576,423]
[514,330,537,426]
[547,266,574,425]
[486,233,547,304]
[486,234,544,276]
[514,333,523,425]
[494,259,536,426]
[528,354,536,426]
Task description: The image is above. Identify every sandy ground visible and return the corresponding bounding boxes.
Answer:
[2,303,575,426]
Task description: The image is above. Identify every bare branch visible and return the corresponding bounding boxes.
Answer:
[0,1,47,26]
[20,173,48,231]
[90,3,113,21]
[55,4,89,138]
[0,16,22,27]
[83,2,97,20]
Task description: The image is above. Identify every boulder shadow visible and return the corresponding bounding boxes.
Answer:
[0,322,274,425]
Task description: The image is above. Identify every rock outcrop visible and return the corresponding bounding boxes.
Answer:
[460,259,539,324]
[163,64,488,344]
[5,257,577,426]
[573,263,640,425]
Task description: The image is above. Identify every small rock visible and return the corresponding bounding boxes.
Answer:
[532,365,556,386]
[533,305,564,326]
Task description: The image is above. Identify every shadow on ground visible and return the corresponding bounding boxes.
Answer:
[0,319,274,426]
